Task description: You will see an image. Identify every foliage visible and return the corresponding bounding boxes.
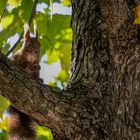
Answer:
[0,0,72,139]
[134,4,140,24]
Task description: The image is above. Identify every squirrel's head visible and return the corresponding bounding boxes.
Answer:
[22,24,40,63]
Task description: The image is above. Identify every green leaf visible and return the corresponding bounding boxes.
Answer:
[8,0,22,7]
[47,50,59,64]
[35,14,71,46]
[0,0,7,17]
[39,37,50,56]
[56,70,68,82]
[61,0,71,6]
[0,115,8,131]
[0,130,8,140]
[37,126,53,140]
[45,14,71,44]
[59,43,71,71]
[38,0,50,5]
[21,0,33,22]
[0,15,23,50]
[0,95,9,118]
[34,13,71,59]
[0,15,14,29]
[1,43,10,54]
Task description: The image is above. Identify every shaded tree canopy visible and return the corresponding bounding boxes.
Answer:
[1,0,140,139]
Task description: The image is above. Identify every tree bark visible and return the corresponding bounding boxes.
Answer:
[1,0,140,139]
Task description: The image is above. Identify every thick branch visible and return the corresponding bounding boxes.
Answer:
[0,54,62,131]
[0,52,67,136]
[0,53,94,139]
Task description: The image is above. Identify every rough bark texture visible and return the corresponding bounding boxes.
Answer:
[1,0,140,139]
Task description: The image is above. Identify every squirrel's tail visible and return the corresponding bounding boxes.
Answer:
[8,106,36,140]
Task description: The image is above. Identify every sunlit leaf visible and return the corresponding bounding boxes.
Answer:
[56,70,68,82]
[0,16,23,50]
[0,95,9,118]
[0,115,8,131]
[134,4,140,24]
[35,13,71,58]
[59,43,71,71]
[35,14,71,46]
[61,0,71,6]
[37,126,53,140]
[0,15,14,29]
[47,50,59,64]
[8,0,22,7]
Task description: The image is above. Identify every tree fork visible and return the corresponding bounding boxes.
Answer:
[0,52,96,139]
[1,0,140,139]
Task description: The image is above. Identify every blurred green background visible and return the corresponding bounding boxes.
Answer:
[0,0,72,139]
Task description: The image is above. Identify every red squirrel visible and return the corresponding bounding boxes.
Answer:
[8,24,41,140]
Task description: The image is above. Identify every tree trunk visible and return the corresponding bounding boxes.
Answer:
[0,0,140,139]
[69,0,140,139]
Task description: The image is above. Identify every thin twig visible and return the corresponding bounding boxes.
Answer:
[6,0,38,56]
[28,0,38,26]
[0,0,8,22]
[6,33,23,56]
[42,35,53,46]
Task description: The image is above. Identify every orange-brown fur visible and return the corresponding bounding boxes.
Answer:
[8,25,40,140]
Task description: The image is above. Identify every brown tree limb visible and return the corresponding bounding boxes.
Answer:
[1,0,140,139]
[0,52,66,136]
[0,52,92,139]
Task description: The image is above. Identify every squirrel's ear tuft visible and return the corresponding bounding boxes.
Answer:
[24,24,30,41]
[34,24,38,39]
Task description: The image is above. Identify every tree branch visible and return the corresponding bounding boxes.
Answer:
[0,52,63,134]
[0,52,90,138]
[28,0,38,26]
[6,33,23,57]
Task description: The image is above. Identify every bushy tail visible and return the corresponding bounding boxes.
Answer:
[8,106,36,140]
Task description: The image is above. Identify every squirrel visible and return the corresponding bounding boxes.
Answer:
[8,24,41,140]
